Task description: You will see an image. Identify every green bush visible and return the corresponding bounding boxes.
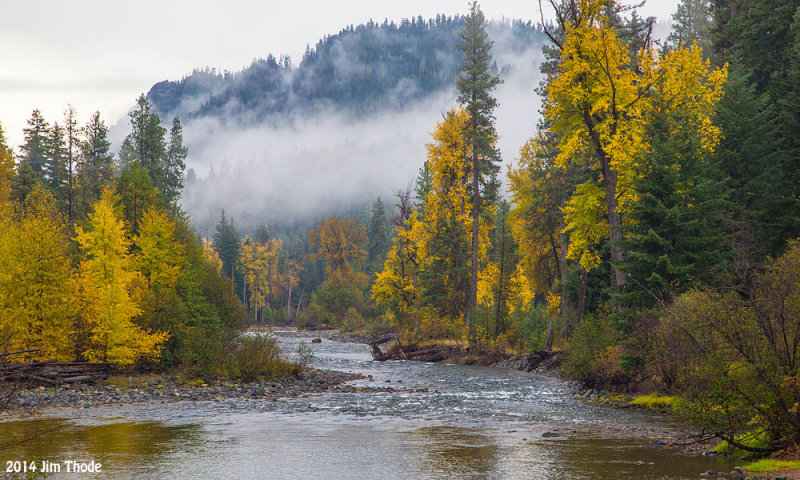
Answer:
[563,312,626,386]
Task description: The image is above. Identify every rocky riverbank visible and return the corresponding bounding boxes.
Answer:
[5,369,400,411]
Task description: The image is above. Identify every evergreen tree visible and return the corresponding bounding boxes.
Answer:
[44,122,67,211]
[456,1,502,338]
[119,94,167,196]
[667,0,712,55]
[212,210,242,279]
[63,105,79,225]
[78,111,115,217]
[11,161,38,205]
[164,116,188,208]
[367,197,389,274]
[19,109,50,179]
[116,163,157,235]
[617,112,730,309]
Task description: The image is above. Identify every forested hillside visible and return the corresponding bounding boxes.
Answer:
[147,16,545,123]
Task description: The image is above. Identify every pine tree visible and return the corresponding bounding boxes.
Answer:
[367,197,389,274]
[617,112,730,309]
[667,0,712,55]
[77,111,115,218]
[119,94,167,200]
[212,210,242,279]
[456,1,502,338]
[63,105,79,225]
[19,109,50,179]
[164,117,188,208]
[44,122,67,211]
[116,163,157,235]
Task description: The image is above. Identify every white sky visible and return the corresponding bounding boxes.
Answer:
[0,0,678,150]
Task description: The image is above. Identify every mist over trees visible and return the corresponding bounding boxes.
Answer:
[147,16,545,123]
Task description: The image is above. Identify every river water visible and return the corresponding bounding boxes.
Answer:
[0,332,735,479]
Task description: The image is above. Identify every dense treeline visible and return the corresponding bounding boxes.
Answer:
[147,16,546,122]
[0,98,247,380]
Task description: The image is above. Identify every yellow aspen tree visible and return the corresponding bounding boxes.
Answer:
[309,216,368,286]
[75,189,167,364]
[241,234,282,322]
[543,0,727,287]
[0,186,75,361]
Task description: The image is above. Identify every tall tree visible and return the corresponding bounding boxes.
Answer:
[667,0,712,55]
[63,105,79,225]
[44,122,67,211]
[212,210,242,279]
[19,109,49,179]
[367,197,389,274]
[418,109,480,321]
[164,116,188,208]
[119,94,167,199]
[456,1,502,338]
[78,111,115,217]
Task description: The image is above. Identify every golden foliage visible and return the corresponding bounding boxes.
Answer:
[75,189,167,364]
[0,187,75,361]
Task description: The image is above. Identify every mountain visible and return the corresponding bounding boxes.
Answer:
[136,16,547,235]
[147,16,546,125]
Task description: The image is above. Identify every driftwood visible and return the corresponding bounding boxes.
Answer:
[1,351,113,385]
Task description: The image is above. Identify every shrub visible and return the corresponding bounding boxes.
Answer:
[227,334,300,382]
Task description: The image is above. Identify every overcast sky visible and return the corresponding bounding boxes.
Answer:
[0,0,678,149]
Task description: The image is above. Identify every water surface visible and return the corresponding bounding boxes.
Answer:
[0,332,734,479]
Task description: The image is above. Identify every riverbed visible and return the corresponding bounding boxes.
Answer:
[0,331,736,479]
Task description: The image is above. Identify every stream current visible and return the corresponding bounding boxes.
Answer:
[0,331,735,479]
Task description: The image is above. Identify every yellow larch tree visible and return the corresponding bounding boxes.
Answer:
[132,206,185,332]
[0,186,75,361]
[75,189,167,364]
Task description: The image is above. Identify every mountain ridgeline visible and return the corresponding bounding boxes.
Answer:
[147,16,546,123]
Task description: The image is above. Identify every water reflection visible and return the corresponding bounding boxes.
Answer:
[0,418,202,479]
[411,426,500,479]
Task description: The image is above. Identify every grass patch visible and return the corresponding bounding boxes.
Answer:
[743,459,800,472]
[712,430,769,457]
[629,394,679,409]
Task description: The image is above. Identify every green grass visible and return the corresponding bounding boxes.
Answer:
[629,394,679,409]
[743,459,800,472]
[712,430,769,457]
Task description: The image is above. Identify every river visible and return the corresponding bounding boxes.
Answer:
[0,331,735,479]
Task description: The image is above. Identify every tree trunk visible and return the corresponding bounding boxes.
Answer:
[287,278,292,323]
[467,132,480,343]
[577,267,587,322]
